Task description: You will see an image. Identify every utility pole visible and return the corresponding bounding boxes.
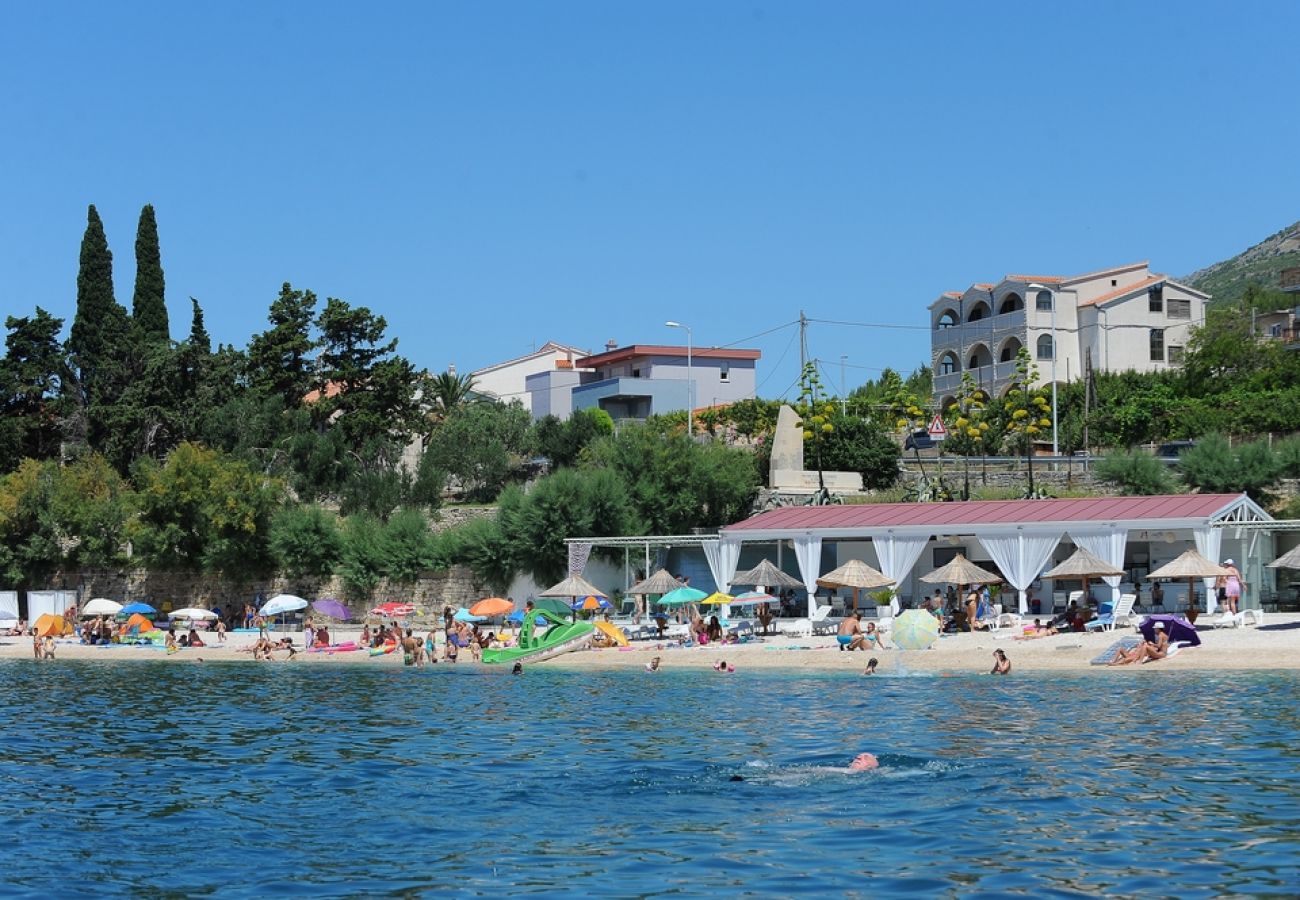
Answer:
[840,355,847,415]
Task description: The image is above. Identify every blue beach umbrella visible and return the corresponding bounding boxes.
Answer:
[453,608,486,623]
[120,602,156,616]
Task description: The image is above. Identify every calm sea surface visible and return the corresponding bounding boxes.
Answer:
[1,660,1297,898]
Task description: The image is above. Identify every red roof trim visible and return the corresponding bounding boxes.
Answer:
[576,345,761,368]
[724,494,1245,533]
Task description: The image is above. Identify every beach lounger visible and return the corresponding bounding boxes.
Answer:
[1084,594,1137,633]
[1213,609,1266,628]
[781,604,834,638]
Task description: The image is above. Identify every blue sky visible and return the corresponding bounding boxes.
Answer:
[2,2,1297,400]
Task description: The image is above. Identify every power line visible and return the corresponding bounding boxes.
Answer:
[807,316,929,331]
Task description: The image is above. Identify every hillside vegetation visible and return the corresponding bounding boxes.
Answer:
[1185,220,1300,306]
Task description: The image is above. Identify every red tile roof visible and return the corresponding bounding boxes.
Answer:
[1077,274,1164,308]
[724,494,1245,533]
[1006,275,1064,283]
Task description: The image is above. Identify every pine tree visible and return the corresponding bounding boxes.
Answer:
[67,205,131,405]
[132,204,169,342]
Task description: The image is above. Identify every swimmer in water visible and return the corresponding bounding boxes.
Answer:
[645,656,661,672]
[712,660,736,673]
[864,657,878,675]
[511,662,523,675]
[848,752,879,771]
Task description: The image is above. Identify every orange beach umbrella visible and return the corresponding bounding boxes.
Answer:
[469,597,514,617]
[124,613,154,632]
[34,614,73,637]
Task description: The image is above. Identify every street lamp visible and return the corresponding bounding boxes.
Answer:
[665,320,693,426]
[1028,282,1058,457]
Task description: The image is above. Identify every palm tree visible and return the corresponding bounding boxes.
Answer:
[425,370,478,425]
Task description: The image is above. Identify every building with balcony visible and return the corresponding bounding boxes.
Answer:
[530,341,760,422]
[929,261,1210,408]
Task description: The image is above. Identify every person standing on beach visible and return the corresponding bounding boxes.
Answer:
[1222,559,1244,614]
[215,618,227,643]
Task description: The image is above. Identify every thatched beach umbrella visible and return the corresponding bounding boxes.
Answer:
[816,559,894,613]
[1267,545,1300,570]
[540,574,607,623]
[732,558,803,591]
[1146,549,1230,614]
[625,569,683,617]
[919,554,1002,587]
[1043,547,1124,608]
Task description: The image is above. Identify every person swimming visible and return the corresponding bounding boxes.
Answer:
[864,658,878,675]
[848,752,879,771]
[511,662,523,675]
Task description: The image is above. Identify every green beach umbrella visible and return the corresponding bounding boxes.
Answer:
[891,609,940,651]
[657,586,708,608]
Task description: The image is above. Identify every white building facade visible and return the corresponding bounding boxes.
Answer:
[468,341,590,408]
[929,261,1210,409]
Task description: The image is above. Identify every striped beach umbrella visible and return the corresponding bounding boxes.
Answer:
[891,609,940,651]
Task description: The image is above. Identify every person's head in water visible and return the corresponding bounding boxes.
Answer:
[849,752,879,771]
[511,662,523,675]
[865,658,878,675]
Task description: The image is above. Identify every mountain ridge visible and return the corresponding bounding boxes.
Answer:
[1184,220,1300,305]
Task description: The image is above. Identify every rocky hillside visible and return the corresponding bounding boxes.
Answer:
[1185,220,1300,305]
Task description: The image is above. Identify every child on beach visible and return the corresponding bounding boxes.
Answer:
[216,619,227,643]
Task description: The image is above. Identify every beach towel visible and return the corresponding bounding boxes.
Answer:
[1091,636,1141,666]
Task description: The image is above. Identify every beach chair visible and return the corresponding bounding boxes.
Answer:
[1084,594,1137,633]
[1213,608,1266,628]
[781,604,834,637]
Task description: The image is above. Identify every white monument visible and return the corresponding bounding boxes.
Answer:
[769,405,863,493]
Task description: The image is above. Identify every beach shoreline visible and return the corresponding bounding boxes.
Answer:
[4,615,1298,672]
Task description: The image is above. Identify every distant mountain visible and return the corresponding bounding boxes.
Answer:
[1184,220,1300,305]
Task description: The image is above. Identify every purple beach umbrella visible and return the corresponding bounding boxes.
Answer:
[312,598,353,620]
[1138,614,1200,647]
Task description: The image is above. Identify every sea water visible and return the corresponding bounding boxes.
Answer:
[1,660,1297,897]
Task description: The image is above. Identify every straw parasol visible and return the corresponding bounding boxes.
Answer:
[539,574,606,600]
[732,559,803,590]
[1146,549,1230,614]
[1043,547,1125,607]
[1267,546,1300,570]
[919,554,1002,586]
[627,568,684,596]
[816,559,894,613]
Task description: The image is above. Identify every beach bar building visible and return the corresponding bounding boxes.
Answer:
[692,494,1274,617]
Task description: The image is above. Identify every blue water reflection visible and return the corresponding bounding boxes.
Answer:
[1,661,1297,897]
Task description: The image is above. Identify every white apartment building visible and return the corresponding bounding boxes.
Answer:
[468,340,590,407]
[929,261,1210,409]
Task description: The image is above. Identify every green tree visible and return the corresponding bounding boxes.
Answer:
[437,515,517,594]
[794,362,837,494]
[425,401,532,501]
[1094,449,1180,495]
[1001,348,1054,496]
[530,408,615,469]
[269,504,342,579]
[0,307,69,470]
[338,514,387,598]
[381,508,436,582]
[425,370,480,426]
[131,204,169,342]
[498,468,637,585]
[0,459,62,585]
[247,283,319,408]
[581,424,757,533]
[1179,434,1281,504]
[133,442,282,573]
[818,414,901,490]
[68,205,131,405]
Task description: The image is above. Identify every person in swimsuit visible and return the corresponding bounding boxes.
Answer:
[645,656,662,672]
[864,657,878,675]
[837,612,868,651]
[990,649,1011,674]
[848,753,879,771]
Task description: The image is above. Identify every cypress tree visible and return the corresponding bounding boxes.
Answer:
[188,297,211,356]
[68,205,130,403]
[132,204,169,341]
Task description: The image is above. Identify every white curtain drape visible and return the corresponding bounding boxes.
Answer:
[874,534,930,615]
[1194,528,1222,614]
[978,532,1062,614]
[701,538,743,616]
[793,535,822,616]
[1070,529,1128,603]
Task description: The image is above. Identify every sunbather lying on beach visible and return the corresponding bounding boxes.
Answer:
[1015,619,1059,640]
[1108,623,1169,665]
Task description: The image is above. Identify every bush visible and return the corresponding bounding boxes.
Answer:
[338,514,386,597]
[1094,450,1180,496]
[269,504,342,579]
[381,509,436,582]
[1179,434,1281,503]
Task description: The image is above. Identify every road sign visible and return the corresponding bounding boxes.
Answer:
[927,414,948,441]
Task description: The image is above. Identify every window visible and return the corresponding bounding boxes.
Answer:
[1150,328,1165,362]
[1167,298,1191,319]
[1167,345,1185,365]
[939,353,958,375]
[631,367,641,378]
[998,293,1024,315]
[1035,290,1053,311]
[936,309,959,329]
[1037,334,1054,360]
[719,362,730,383]
[1148,285,1164,313]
